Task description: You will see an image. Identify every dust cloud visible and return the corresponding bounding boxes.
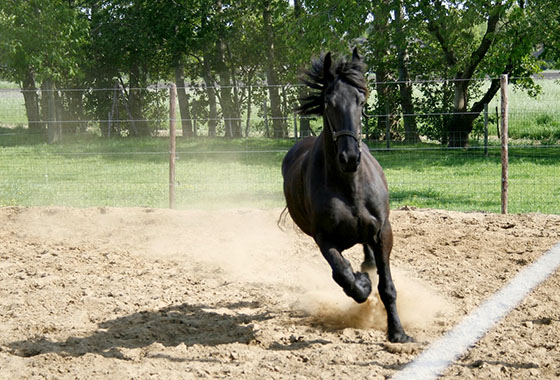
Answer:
[151,208,452,332]
[296,267,452,331]
[10,206,451,333]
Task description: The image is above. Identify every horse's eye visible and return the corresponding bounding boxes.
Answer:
[357,92,366,106]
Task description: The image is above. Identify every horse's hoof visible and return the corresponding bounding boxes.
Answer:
[388,331,415,343]
[351,271,372,303]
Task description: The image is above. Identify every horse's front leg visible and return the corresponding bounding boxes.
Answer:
[315,233,371,303]
[370,220,414,343]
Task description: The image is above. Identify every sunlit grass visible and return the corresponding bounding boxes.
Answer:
[486,76,560,141]
[0,88,27,127]
[0,136,558,214]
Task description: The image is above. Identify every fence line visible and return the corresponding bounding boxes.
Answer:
[1,146,557,212]
[1,74,557,93]
[0,112,503,125]
[0,147,558,213]
[1,77,558,213]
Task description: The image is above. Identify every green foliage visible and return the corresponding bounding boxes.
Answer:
[0,1,88,84]
[0,1,559,143]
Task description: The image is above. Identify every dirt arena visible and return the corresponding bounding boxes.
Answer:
[1,206,560,379]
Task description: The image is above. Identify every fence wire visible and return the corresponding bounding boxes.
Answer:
[1,77,559,213]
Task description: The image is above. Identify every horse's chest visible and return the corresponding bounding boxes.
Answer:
[316,197,377,244]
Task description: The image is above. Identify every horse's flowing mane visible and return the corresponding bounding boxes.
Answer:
[297,52,368,116]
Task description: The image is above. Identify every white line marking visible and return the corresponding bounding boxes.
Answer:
[392,242,560,380]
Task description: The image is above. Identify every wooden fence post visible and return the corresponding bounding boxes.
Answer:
[500,74,509,214]
[169,83,177,209]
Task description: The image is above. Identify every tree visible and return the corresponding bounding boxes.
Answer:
[261,0,288,138]
[145,0,200,138]
[0,1,88,140]
[529,0,560,68]
[289,1,420,142]
[86,0,171,137]
[394,0,420,142]
[416,1,543,147]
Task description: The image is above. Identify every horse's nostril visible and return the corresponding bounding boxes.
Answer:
[338,152,348,165]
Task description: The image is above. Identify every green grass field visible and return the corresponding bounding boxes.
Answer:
[486,76,560,141]
[1,136,558,213]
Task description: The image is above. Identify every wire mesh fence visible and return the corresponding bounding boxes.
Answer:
[1,76,559,213]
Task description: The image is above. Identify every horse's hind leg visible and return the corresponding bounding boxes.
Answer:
[315,233,372,303]
[371,220,414,343]
[361,244,377,272]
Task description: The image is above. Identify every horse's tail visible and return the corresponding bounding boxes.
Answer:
[277,206,290,232]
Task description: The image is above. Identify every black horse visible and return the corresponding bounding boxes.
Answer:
[282,49,413,343]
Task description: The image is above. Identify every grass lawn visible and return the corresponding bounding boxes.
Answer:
[486,76,560,141]
[1,135,558,214]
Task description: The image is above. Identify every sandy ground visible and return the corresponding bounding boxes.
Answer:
[1,206,560,379]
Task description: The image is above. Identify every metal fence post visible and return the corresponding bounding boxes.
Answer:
[484,103,488,156]
[293,113,298,140]
[169,83,177,209]
[385,102,391,149]
[263,99,269,138]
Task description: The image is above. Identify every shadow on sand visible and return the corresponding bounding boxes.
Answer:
[8,301,272,360]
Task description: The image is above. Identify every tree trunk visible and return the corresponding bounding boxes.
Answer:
[202,56,217,138]
[448,80,470,147]
[53,88,66,135]
[262,0,286,138]
[218,78,235,138]
[128,64,150,136]
[45,80,61,144]
[371,2,393,139]
[21,70,43,133]
[174,62,193,138]
[215,40,241,138]
[245,86,252,137]
[67,87,85,134]
[448,74,504,147]
[297,88,314,137]
[294,0,312,137]
[226,43,242,138]
[375,67,391,136]
[394,2,419,143]
[299,115,313,137]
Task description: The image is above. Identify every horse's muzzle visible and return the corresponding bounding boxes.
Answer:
[338,150,361,172]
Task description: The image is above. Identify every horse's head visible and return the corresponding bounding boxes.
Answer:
[298,48,368,173]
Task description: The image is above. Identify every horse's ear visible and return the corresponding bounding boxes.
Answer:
[323,52,333,83]
[352,47,361,63]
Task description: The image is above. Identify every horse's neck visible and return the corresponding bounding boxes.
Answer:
[316,132,360,194]
[320,131,336,162]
